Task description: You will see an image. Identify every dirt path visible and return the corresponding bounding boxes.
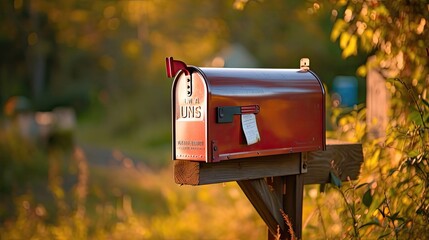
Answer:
[77,143,151,172]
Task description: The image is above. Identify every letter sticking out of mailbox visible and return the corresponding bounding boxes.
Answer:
[166,57,326,163]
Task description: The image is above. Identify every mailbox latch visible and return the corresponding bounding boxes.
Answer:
[217,105,260,123]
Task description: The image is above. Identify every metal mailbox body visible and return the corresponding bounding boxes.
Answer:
[167,58,325,162]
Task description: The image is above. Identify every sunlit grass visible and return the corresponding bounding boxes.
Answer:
[3,91,428,239]
[0,124,268,239]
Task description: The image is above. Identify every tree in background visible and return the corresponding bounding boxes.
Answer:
[327,0,429,238]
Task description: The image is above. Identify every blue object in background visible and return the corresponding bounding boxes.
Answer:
[332,76,358,107]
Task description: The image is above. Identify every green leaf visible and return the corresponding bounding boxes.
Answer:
[416,207,424,215]
[378,208,385,218]
[359,221,380,229]
[339,32,351,49]
[362,189,373,208]
[360,29,374,52]
[388,168,397,176]
[387,211,400,221]
[331,19,347,41]
[408,149,419,158]
[355,183,368,190]
[342,35,358,58]
[356,65,367,77]
[330,171,342,188]
[422,98,429,108]
[408,110,423,125]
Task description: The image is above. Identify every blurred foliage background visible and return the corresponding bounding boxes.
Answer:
[0,0,428,239]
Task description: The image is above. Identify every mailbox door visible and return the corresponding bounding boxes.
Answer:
[172,71,208,161]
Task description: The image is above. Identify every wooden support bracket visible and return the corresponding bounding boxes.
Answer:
[174,142,363,240]
[174,153,302,186]
[237,178,285,238]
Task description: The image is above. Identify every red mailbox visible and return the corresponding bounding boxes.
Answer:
[166,57,325,162]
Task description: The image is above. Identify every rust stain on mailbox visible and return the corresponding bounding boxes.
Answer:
[167,57,326,162]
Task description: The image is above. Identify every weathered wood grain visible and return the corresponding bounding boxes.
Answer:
[283,174,304,239]
[174,143,363,186]
[304,143,363,185]
[237,178,284,237]
[174,153,301,185]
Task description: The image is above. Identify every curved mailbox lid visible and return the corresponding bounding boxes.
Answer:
[200,67,326,162]
[198,67,325,97]
[172,64,325,162]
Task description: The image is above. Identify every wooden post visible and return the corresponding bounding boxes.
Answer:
[283,174,304,239]
[366,56,389,139]
[264,175,304,240]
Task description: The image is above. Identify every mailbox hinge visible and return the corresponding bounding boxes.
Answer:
[300,152,308,174]
[211,140,219,161]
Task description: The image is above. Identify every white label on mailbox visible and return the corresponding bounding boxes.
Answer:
[241,114,261,145]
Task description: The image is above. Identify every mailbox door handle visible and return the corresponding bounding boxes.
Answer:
[217,105,260,123]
